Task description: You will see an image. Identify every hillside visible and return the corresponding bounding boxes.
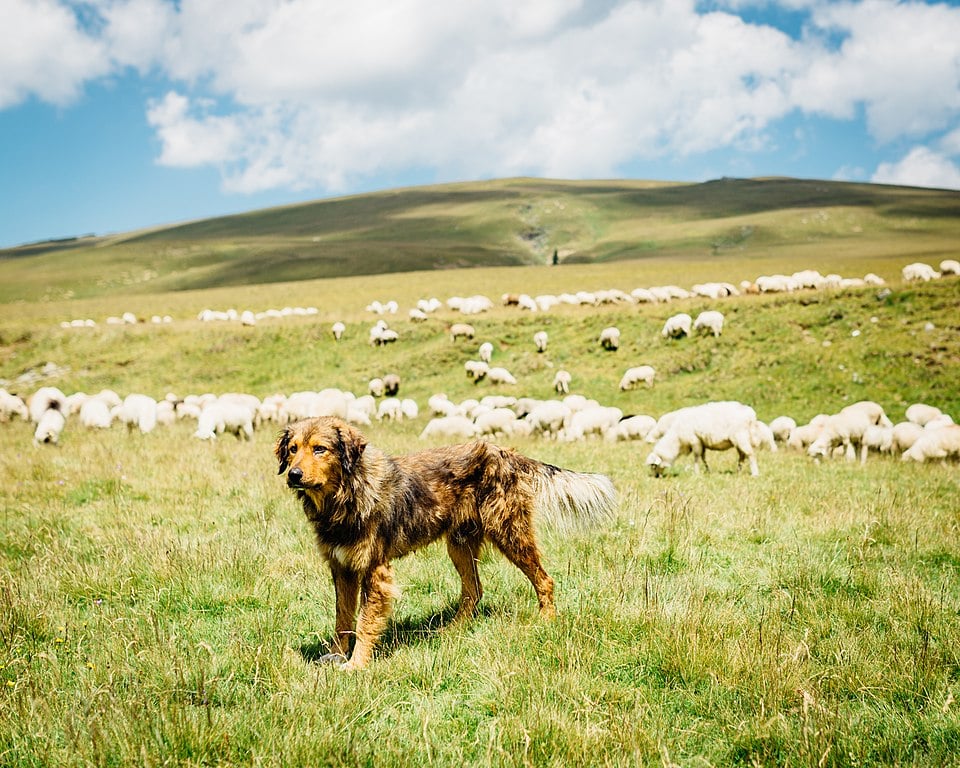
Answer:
[1,176,958,302]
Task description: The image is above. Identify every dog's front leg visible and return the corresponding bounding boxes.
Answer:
[340,563,399,671]
[329,562,360,660]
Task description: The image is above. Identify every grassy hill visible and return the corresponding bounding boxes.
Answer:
[1,176,958,302]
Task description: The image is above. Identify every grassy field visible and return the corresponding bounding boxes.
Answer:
[2,178,960,766]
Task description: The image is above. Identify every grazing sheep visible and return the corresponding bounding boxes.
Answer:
[860,425,894,463]
[376,398,404,421]
[428,393,459,417]
[478,342,494,363]
[383,373,401,397]
[533,331,548,353]
[890,421,925,455]
[905,403,944,426]
[113,394,158,434]
[619,365,656,391]
[599,327,620,351]
[604,414,657,442]
[661,313,693,339]
[332,321,346,340]
[902,424,960,463]
[33,406,66,445]
[419,415,479,440]
[194,401,254,440]
[693,310,724,337]
[940,259,960,276]
[559,406,623,441]
[524,400,571,438]
[368,378,385,398]
[400,399,419,420]
[450,323,476,341]
[807,401,893,462]
[768,416,797,444]
[28,387,67,423]
[902,262,940,282]
[553,370,571,395]
[240,310,257,326]
[347,395,377,425]
[408,308,429,322]
[0,389,28,422]
[79,397,113,429]
[474,408,518,437]
[646,401,763,476]
[486,367,517,385]
[465,360,489,382]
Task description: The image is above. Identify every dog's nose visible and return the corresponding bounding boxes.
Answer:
[287,467,303,486]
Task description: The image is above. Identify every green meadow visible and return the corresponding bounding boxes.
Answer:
[1,177,959,766]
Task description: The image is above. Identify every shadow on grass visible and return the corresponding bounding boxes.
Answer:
[297,602,498,665]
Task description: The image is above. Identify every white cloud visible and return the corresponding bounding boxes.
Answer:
[0,0,109,108]
[146,91,243,168]
[871,146,960,190]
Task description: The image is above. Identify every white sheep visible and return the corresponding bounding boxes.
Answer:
[533,331,548,353]
[474,408,518,437]
[559,406,623,442]
[400,399,419,420]
[240,310,256,326]
[450,323,476,341]
[376,397,404,421]
[408,308,429,322]
[768,416,797,444]
[807,401,893,462]
[902,424,960,463]
[618,365,655,391]
[604,414,657,442]
[28,387,67,423]
[113,394,158,434]
[661,313,692,339]
[347,395,377,425]
[890,421,925,455]
[905,403,944,426]
[33,407,66,445]
[486,367,517,385]
[902,262,940,282]
[332,321,346,341]
[940,259,960,276]
[646,401,763,476]
[599,327,620,351]
[419,415,479,440]
[465,360,489,382]
[79,397,113,429]
[383,373,401,397]
[368,378,385,398]
[194,401,254,440]
[553,370,571,395]
[859,425,894,463]
[693,310,724,337]
[0,389,28,422]
[524,400,571,437]
[478,342,494,363]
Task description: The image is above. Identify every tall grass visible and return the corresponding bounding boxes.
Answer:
[1,262,959,766]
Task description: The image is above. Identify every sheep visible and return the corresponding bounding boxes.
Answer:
[79,397,113,429]
[890,421,925,455]
[376,398,404,421]
[368,378,385,398]
[661,313,692,339]
[408,308,429,322]
[693,310,724,337]
[768,416,797,444]
[332,321,346,341]
[599,327,620,351]
[478,342,494,363]
[474,408,518,437]
[419,415,479,440]
[559,406,623,441]
[860,425,894,464]
[400,399,419,420]
[486,367,517,385]
[113,394,159,434]
[33,406,66,445]
[902,424,960,463]
[240,310,257,326]
[194,401,254,440]
[383,373,401,397]
[604,414,657,442]
[807,401,893,462]
[646,401,762,476]
[619,365,655,391]
[533,331,548,353]
[524,400,571,437]
[905,403,944,426]
[0,389,28,422]
[450,323,476,341]
[553,370,571,395]
[940,259,960,276]
[428,393,459,417]
[28,387,67,423]
[902,262,940,282]
[465,360,489,382]
[347,395,377,425]
[756,274,798,293]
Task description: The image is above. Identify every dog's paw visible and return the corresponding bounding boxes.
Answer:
[316,653,348,666]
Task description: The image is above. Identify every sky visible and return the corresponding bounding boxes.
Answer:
[1,0,960,248]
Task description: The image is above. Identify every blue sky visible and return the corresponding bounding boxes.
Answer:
[1,0,959,249]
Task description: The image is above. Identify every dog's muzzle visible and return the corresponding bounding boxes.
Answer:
[286,467,304,488]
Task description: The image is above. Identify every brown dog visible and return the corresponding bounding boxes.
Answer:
[275,416,617,670]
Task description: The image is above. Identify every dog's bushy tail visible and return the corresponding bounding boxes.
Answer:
[532,464,617,532]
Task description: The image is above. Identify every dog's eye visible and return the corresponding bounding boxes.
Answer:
[313,446,327,456]
[289,444,298,454]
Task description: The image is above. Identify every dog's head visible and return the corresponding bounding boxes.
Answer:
[275,416,367,492]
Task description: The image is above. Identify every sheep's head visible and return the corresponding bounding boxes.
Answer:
[645,452,667,477]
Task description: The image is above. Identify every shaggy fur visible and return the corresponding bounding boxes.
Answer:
[275,416,616,670]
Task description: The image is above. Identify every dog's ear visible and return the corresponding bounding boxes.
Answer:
[274,428,292,474]
[335,423,367,476]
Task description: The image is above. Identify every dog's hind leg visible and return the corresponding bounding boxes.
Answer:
[446,531,484,621]
[341,563,399,671]
[329,563,360,659]
[491,531,557,619]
